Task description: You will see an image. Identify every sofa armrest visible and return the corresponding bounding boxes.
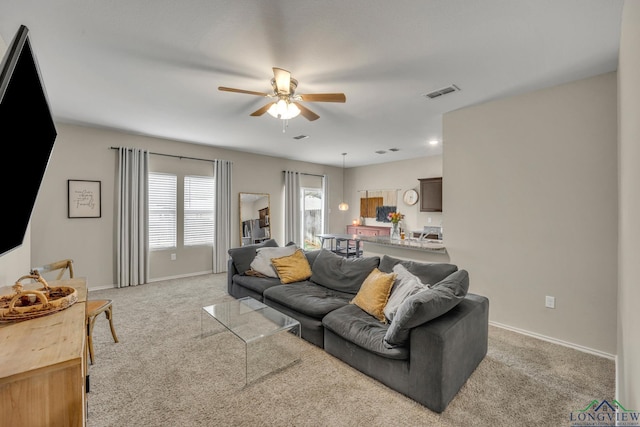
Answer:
[227,258,239,295]
[408,293,489,412]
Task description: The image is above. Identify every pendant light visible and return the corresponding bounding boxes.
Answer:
[338,153,349,211]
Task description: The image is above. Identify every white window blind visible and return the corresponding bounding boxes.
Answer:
[148,172,177,249]
[184,175,214,246]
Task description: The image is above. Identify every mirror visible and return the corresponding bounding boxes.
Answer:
[239,193,270,246]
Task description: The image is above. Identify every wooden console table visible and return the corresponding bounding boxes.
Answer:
[0,277,88,427]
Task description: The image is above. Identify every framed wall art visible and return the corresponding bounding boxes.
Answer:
[68,179,101,218]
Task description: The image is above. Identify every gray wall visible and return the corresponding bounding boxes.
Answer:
[617,0,640,411]
[28,123,347,288]
[443,72,618,356]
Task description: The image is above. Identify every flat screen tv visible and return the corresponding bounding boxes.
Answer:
[0,25,57,256]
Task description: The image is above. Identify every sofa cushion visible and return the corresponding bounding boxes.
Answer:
[322,304,408,360]
[310,249,380,294]
[383,264,429,322]
[228,239,279,275]
[271,249,312,284]
[303,249,322,267]
[351,268,396,322]
[249,245,298,277]
[262,281,353,319]
[383,269,470,348]
[378,255,458,286]
[232,274,283,296]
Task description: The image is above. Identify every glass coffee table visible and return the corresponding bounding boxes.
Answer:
[201,297,301,385]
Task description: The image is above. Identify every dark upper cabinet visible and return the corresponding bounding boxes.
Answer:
[419,178,442,212]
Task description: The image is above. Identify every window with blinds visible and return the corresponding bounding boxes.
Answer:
[148,172,177,249]
[184,175,214,246]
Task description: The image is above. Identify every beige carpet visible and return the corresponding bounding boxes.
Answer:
[86,273,614,426]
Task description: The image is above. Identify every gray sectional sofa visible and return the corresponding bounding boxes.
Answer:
[226,239,489,413]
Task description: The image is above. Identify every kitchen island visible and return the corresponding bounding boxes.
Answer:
[358,235,450,263]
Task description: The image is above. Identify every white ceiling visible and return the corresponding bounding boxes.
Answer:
[0,0,624,167]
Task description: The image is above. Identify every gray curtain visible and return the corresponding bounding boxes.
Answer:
[322,174,329,235]
[213,159,233,273]
[117,147,149,287]
[284,171,301,244]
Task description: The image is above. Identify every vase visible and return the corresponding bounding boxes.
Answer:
[391,222,400,240]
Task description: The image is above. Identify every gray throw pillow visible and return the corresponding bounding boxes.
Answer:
[310,249,380,294]
[378,254,458,286]
[383,269,469,348]
[227,239,278,275]
[383,264,429,322]
[249,245,298,277]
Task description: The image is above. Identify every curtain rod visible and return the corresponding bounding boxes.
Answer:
[110,146,217,163]
[282,171,325,178]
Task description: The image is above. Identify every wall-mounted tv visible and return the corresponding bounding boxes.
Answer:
[0,25,57,256]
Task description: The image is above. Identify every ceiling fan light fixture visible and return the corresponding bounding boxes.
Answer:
[267,99,300,120]
[219,67,345,125]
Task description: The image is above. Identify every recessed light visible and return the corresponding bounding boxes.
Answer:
[375,150,386,154]
[388,148,400,152]
[429,140,439,146]
[293,135,309,140]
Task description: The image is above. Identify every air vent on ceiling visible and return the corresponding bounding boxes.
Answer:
[293,134,309,140]
[423,84,460,99]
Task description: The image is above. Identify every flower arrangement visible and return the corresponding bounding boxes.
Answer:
[388,211,404,224]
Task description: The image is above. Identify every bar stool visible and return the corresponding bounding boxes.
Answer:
[86,299,119,364]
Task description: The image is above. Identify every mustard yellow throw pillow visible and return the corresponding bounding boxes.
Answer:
[351,268,397,323]
[271,249,312,284]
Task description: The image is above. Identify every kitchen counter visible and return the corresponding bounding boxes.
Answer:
[357,236,446,253]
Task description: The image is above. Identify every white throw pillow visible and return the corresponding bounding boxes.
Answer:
[383,264,429,322]
[249,245,298,277]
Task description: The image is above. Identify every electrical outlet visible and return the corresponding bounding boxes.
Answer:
[170,253,177,261]
[545,296,555,309]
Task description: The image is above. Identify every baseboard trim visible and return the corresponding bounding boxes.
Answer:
[87,271,216,292]
[489,321,616,360]
[88,284,117,291]
[147,270,214,283]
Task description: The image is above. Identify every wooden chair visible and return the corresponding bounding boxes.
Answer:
[30,259,119,364]
[86,299,119,364]
[30,258,75,280]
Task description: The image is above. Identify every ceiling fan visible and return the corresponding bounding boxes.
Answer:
[218,67,346,122]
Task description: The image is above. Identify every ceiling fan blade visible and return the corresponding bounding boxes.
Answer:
[299,93,346,103]
[272,67,291,94]
[294,102,320,121]
[218,86,270,97]
[250,102,275,117]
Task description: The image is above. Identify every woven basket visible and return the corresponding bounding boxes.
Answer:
[0,273,78,323]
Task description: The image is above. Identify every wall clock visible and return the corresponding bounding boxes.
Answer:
[403,189,419,206]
